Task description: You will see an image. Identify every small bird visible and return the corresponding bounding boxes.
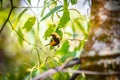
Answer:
[46,32,61,47]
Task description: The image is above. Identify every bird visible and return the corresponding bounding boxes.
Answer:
[45,32,61,47]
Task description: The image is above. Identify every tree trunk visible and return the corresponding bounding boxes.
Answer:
[80,0,120,80]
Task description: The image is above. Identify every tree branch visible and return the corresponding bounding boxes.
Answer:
[32,58,80,80]
[63,69,120,76]
[69,68,80,80]
[32,57,120,80]
[80,51,120,62]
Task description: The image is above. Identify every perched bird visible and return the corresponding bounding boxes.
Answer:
[46,32,61,47]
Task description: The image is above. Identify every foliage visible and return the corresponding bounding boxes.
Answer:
[22,16,36,32]
[71,0,77,5]
[0,0,90,80]
[40,5,63,21]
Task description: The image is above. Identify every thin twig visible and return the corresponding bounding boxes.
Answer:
[8,20,42,50]
[0,0,13,34]
[14,6,43,8]
[66,38,87,41]
[10,0,13,7]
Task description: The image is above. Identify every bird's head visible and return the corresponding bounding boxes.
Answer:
[50,32,61,40]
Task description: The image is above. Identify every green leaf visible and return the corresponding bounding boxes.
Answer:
[49,0,57,10]
[18,9,27,19]
[58,0,70,28]
[18,28,23,46]
[60,41,69,54]
[72,22,75,33]
[64,0,68,9]
[40,5,63,21]
[72,18,88,37]
[53,72,70,80]
[13,9,27,28]
[40,0,46,17]
[74,40,85,52]
[41,0,52,17]
[76,20,88,37]
[87,21,90,32]
[60,52,75,62]
[27,0,31,5]
[71,0,77,5]
[44,24,56,40]
[55,29,63,38]
[31,69,40,77]
[58,9,70,28]
[22,17,36,32]
[76,75,86,80]
[56,41,69,56]
[76,20,84,32]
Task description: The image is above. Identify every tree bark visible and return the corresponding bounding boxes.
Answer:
[80,0,120,80]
